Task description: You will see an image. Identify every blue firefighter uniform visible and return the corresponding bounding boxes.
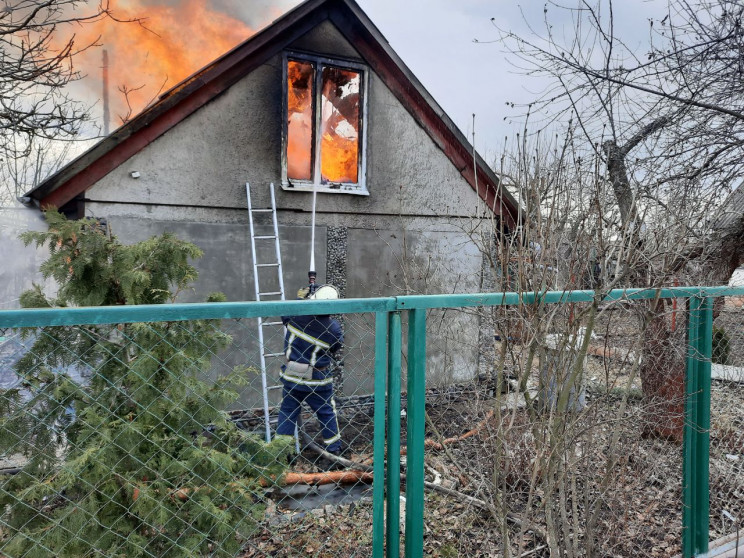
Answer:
[276,314,344,452]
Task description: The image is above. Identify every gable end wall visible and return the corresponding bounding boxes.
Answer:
[82,20,491,393]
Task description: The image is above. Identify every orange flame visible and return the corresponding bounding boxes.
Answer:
[320,66,359,184]
[287,60,314,180]
[286,60,360,184]
[74,0,253,125]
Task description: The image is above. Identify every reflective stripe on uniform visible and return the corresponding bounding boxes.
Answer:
[287,324,330,349]
[280,371,334,387]
[324,432,341,445]
[286,324,330,366]
[285,330,294,360]
[323,397,340,445]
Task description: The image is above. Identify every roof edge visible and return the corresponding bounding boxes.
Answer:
[26,0,331,206]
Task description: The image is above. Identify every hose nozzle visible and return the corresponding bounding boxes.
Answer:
[308,270,317,295]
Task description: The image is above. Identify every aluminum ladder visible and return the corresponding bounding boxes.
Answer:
[246,182,286,443]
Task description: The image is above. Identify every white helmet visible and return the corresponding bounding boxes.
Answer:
[308,284,340,300]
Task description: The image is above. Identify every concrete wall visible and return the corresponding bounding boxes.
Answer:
[14,20,496,407]
[0,204,53,309]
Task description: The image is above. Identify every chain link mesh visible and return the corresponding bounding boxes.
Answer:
[710,294,744,548]
[413,297,742,557]
[0,294,741,557]
[0,312,378,557]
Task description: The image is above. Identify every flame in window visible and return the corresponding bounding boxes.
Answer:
[286,60,361,184]
[320,67,359,184]
[287,60,314,181]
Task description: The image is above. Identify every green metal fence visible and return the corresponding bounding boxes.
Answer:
[0,286,742,557]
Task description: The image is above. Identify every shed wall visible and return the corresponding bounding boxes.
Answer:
[37,20,494,406]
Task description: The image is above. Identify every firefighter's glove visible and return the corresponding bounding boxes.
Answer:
[297,287,310,299]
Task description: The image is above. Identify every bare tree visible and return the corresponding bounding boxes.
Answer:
[413,124,703,556]
[0,1,142,205]
[492,0,744,440]
[496,0,744,269]
[0,135,79,206]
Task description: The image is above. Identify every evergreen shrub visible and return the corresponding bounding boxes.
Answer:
[0,211,292,557]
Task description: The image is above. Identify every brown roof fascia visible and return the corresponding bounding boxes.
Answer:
[329,2,519,226]
[32,0,331,209]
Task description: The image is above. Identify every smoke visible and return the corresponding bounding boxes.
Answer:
[69,0,301,131]
[209,0,299,27]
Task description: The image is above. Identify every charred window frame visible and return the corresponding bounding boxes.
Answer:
[282,51,368,195]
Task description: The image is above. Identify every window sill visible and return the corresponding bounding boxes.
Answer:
[281,181,370,196]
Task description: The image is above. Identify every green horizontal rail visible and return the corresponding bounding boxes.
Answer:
[2,287,743,328]
[395,286,744,309]
[0,297,397,328]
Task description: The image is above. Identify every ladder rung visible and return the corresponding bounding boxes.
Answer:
[254,235,276,239]
[264,352,285,358]
[261,321,283,326]
[267,385,283,391]
[255,263,279,268]
[259,291,282,296]
[251,208,273,213]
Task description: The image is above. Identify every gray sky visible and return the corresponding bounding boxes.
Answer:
[358,0,524,162]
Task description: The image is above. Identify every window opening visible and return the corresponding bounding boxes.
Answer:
[320,66,360,184]
[287,60,314,181]
[284,53,366,193]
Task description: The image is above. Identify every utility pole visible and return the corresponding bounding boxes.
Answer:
[102,50,110,136]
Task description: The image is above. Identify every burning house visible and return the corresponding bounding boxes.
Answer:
[16,0,519,396]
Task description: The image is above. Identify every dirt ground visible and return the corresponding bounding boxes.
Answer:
[238,365,743,557]
[237,303,743,557]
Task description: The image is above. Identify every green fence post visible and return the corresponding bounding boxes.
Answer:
[683,296,713,557]
[683,297,700,557]
[387,312,402,558]
[405,309,426,558]
[696,296,713,555]
[373,312,390,558]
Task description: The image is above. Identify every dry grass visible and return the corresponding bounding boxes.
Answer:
[241,347,743,557]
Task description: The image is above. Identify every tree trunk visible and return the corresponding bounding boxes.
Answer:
[602,118,688,441]
[639,301,686,442]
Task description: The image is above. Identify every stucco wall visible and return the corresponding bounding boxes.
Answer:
[27,20,496,406]
[86,20,485,219]
[0,205,52,309]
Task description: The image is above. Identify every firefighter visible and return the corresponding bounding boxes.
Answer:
[276,284,344,463]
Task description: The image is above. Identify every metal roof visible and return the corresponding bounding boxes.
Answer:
[711,185,744,231]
